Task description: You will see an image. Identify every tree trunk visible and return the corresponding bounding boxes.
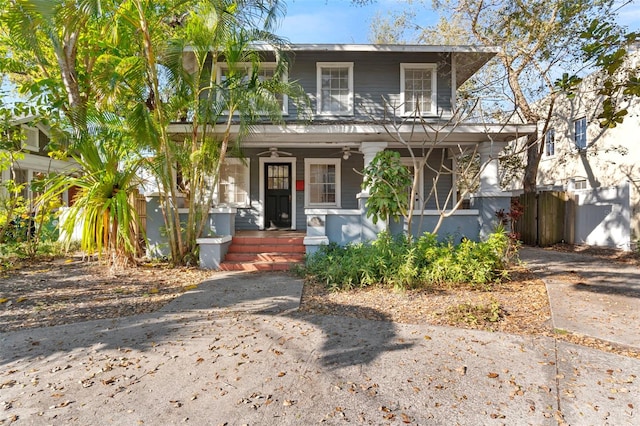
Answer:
[522,133,541,193]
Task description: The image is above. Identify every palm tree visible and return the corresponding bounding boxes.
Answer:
[117,0,308,265]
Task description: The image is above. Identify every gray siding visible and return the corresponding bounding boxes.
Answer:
[287,51,453,120]
[231,147,454,231]
[396,148,454,210]
[233,148,365,231]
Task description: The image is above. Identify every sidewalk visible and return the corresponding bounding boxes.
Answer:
[1,269,639,425]
[520,247,640,349]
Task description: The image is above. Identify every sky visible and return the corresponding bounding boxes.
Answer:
[277,0,432,44]
[277,0,640,44]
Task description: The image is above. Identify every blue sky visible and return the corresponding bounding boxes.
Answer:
[277,0,640,44]
[277,0,424,43]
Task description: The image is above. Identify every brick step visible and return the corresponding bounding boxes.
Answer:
[218,234,306,272]
[218,262,296,272]
[230,236,305,246]
[224,252,305,263]
[227,243,305,254]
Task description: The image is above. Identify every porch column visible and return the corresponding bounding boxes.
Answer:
[359,141,388,194]
[358,141,389,241]
[474,141,511,240]
[478,141,507,193]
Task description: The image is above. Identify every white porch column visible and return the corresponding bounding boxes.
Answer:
[360,141,388,169]
[358,141,389,240]
[478,141,507,193]
[359,141,388,194]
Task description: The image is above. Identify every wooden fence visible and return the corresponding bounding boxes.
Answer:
[514,191,575,246]
[130,189,147,255]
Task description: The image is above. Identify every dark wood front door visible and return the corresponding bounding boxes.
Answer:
[265,163,292,229]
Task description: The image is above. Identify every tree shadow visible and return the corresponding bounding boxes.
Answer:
[1,272,414,371]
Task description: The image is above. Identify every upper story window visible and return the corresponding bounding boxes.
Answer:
[217,63,288,114]
[545,128,555,156]
[400,63,437,116]
[305,158,341,207]
[573,117,587,150]
[316,62,354,115]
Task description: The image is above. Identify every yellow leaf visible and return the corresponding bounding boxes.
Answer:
[184,284,198,291]
[64,259,74,264]
[0,298,8,304]
[16,297,27,303]
[149,288,159,294]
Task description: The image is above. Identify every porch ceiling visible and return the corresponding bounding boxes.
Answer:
[168,122,536,148]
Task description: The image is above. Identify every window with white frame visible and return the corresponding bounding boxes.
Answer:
[400,63,437,115]
[545,128,555,156]
[217,158,250,207]
[573,179,588,190]
[217,63,288,114]
[574,117,587,149]
[305,158,341,207]
[316,62,354,115]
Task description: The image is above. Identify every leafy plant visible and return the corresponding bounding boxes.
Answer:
[303,229,515,291]
[362,151,412,225]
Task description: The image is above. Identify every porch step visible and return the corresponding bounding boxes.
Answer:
[219,235,305,272]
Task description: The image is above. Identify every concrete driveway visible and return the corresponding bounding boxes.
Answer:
[1,263,639,425]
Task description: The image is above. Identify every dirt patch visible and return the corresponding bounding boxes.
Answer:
[0,257,214,332]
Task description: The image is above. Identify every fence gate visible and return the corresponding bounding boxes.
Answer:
[515,191,571,246]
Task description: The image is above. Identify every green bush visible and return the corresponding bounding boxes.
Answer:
[303,230,515,291]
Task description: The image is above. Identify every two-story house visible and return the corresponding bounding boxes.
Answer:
[531,48,639,250]
[145,44,536,268]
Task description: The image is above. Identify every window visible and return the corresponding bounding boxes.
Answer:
[574,179,588,190]
[217,158,250,207]
[217,63,288,114]
[574,117,587,149]
[545,128,555,156]
[316,62,354,115]
[305,158,341,207]
[23,127,40,152]
[400,63,437,115]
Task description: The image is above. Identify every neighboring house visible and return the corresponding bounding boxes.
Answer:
[145,44,536,260]
[530,48,640,250]
[1,116,75,208]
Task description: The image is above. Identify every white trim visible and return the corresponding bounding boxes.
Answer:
[196,235,233,244]
[400,63,438,116]
[316,62,354,116]
[451,56,457,113]
[259,156,297,230]
[305,208,360,215]
[216,62,289,115]
[304,158,342,208]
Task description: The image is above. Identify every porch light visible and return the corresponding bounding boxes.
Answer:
[342,147,351,160]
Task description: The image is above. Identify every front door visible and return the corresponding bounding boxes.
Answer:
[265,163,292,229]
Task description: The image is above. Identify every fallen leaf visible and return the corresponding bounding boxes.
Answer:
[487,372,499,379]
[283,399,294,406]
[0,298,8,304]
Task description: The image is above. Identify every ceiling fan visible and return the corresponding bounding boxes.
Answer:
[257,147,293,158]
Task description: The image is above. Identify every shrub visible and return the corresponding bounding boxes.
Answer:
[302,229,514,291]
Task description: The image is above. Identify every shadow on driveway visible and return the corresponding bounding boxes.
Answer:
[1,272,414,371]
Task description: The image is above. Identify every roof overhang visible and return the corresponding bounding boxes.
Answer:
[167,122,535,148]
[186,43,499,88]
[285,44,498,88]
